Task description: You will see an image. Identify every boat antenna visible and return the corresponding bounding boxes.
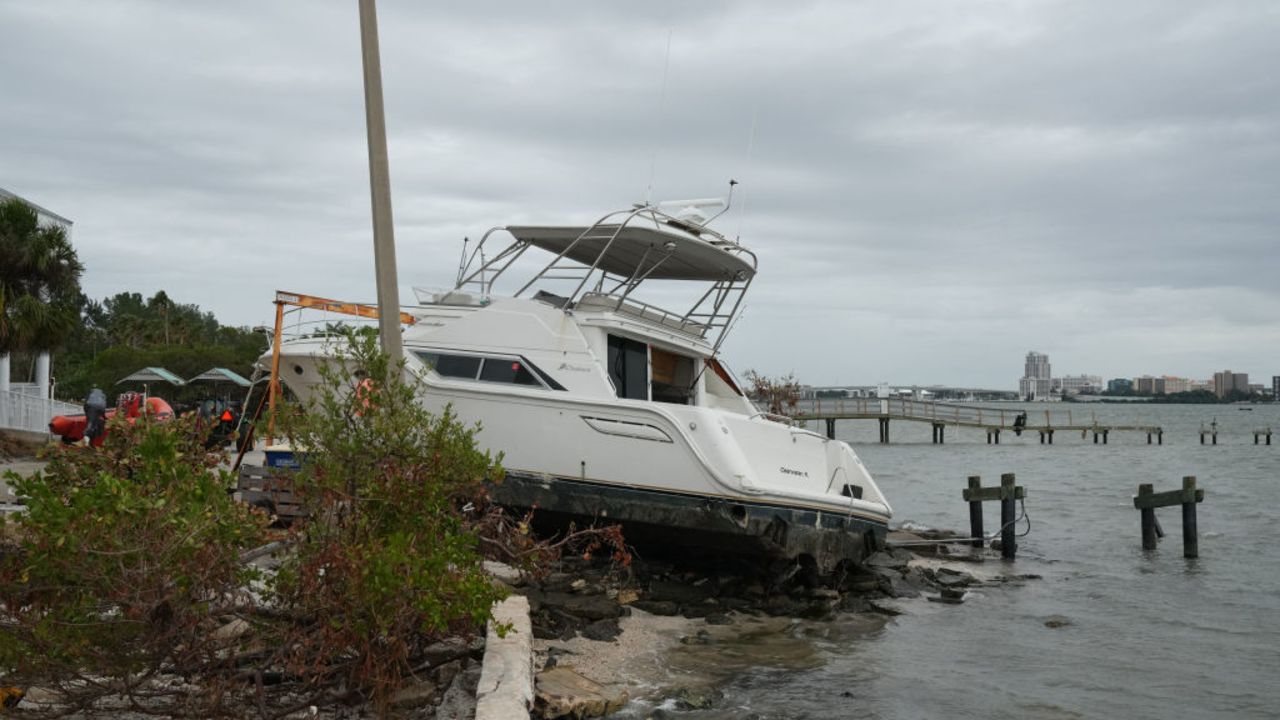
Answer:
[455,236,470,286]
[644,29,673,207]
[702,179,737,227]
[735,105,759,244]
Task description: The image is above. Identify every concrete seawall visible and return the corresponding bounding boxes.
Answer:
[475,595,533,720]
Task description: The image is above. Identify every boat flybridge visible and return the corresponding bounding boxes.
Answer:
[268,200,892,571]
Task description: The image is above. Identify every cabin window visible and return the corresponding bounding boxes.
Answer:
[606,335,649,400]
[650,347,696,405]
[419,353,481,379]
[414,350,562,390]
[479,358,540,386]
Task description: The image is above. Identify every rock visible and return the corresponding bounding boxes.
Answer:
[542,572,579,592]
[1044,615,1072,629]
[432,659,463,690]
[581,619,622,642]
[545,646,576,669]
[483,560,525,586]
[704,612,733,626]
[570,578,588,592]
[545,592,622,621]
[717,596,753,611]
[808,588,840,600]
[389,679,438,709]
[840,595,872,613]
[763,596,799,617]
[800,599,839,620]
[865,549,912,571]
[881,574,922,599]
[435,662,481,720]
[933,569,974,588]
[647,579,712,605]
[534,667,629,719]
[679,629,713,645]
[672,685,724,711]
[867,600,903,616]
[842,575,881,594]
[210,617,250,643]
[631,600,679,616]
[679,603,714,619]
[421,638,485,667]
[615,589,640,605]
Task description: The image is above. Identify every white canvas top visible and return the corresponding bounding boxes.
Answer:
[505,222,756,281]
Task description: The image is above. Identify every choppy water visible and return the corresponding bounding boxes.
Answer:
[634,402,1280,719]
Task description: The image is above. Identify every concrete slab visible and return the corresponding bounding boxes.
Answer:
[475,595,533,720]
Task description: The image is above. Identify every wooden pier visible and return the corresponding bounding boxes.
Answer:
[796,398,1163,445]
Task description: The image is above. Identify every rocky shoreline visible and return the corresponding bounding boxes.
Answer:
[493,528,1040,719]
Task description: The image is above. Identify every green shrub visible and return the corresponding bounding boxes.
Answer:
[269,333,507,708]
[0,414,269,712]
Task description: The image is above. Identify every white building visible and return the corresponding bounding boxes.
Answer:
[1019,351,1052,400]
[1058,374,1103,395]
[0,187,74,401]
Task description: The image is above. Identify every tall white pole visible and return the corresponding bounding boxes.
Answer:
[358,0,403,363]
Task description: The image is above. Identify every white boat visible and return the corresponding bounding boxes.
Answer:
[268,201,892,571]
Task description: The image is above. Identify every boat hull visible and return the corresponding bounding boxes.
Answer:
[494,471,886,572]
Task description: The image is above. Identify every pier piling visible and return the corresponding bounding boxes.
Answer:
[1138,484,1157,550]
[1000,473,1017,560]
[825,418,835,440]
[966,476,983,548]
[961,473,1024,558]
[1133,476,1204,559]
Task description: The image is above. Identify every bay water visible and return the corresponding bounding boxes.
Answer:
[635,402,1280,719]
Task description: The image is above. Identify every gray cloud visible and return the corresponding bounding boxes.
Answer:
[3,0,1277,388]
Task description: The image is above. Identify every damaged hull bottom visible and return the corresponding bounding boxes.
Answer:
[491,472,888,573]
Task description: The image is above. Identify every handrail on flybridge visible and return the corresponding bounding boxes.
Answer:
[450,203,756,356]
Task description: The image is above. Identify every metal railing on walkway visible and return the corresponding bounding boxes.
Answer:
[0,389,80,435]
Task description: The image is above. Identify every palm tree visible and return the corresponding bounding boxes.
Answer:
[0,197,84,356]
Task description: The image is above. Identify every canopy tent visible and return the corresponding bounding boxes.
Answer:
[116,367,186,386]
[188,367,252,387]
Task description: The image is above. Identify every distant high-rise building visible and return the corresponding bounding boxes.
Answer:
[1107,378,1133,394]
[1273,376,1279,401]
[1133,376,1158,394]
[1213,370,1249,398]
[1019,351,1052,400]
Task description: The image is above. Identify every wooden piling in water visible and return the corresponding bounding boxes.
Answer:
[1000,473,1017,560]
[1133,475,1204,559]
[1137,483,1157,550]
[825,418,835,440]
[966,476,983,548]
[1181,476,1199,558]
[961,474,1024,555]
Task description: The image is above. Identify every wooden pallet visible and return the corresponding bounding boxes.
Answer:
[237,464,306,523]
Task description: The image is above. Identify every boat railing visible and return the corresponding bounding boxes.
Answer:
[450,202,755,356]
[576,292,709,338]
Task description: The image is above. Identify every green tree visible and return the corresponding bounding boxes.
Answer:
[0,197,84,355]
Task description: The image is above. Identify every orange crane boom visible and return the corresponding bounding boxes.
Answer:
[266,290,416,441]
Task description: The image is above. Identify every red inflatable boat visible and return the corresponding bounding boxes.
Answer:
[49,392,175,447]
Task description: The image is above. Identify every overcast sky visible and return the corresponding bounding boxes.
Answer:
[3,1,1278,388]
